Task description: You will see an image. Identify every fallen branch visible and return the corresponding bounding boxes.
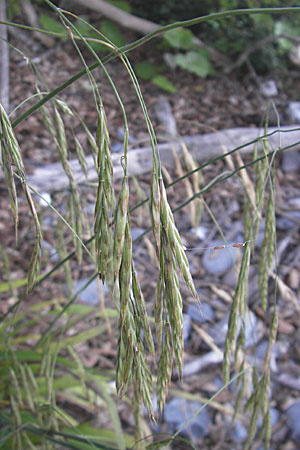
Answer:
[26,126,300,193]
[0,0,9,111]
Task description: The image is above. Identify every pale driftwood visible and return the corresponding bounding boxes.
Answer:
[27,126,300,193]
[72,0,160,35]
[0,0,9,111]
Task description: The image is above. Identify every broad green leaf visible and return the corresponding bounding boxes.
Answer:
[71,423,135,447]
[0,274,43,293]
[252,13,273,27]
[164,28,194,50]
[152,75,176,93]
[275,20,300,52]
[50,324,107,349]
[39,13,68,37]
[175,50,214,78]
[135,61,164,80]
[101,19,126,48]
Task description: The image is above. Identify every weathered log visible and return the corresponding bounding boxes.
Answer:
[27,126,300,193]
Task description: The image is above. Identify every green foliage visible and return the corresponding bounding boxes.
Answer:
[130,0,211,24]
[39,11,126,52]
[39,13,68,37]
[101,19,126,47]
[164,28,194,50]
[152,74,176,93]
[174,50,214,78]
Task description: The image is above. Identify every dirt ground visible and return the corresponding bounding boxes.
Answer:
[1,5,300,449]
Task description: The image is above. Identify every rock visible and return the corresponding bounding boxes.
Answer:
[289,44,300,66]
[255,340,278,372]
[276,211,300,230]
[164,397,210,439]
[288,197,300,209]
[208,310,260,348]
[183,313,192,344]
[260,80,278,97]
[41,239,59,263]
[202,241,239,275]
[192,226,208,241]
[232,420,248,442]
[286,102,300,123]
[73,277,108,306]
[187,302,215,324]
[257,408,280,430]
[37,191,52,207]
[286,402,300,442]
[281,150,300,173]
[42,215,56,228]
[131,227,146,241]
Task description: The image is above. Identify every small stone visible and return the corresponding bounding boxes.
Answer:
[276,211,300,230]
[258,408,280,429]
[232,420,248,442]
[208,310,259,348]
[131,227,146,241]
[255,340,278,372]
[286,268,299,290]
[281,150,300,173]
[286,102,300,123]
[192,226,208,241]
[202,241,239,275]
[288,197,300,209]
[260,80,278,97]
[289,44,300,67]
[73,278,108,306]
[187,302,215,324]
[164,398,210,439]
[183,313,192,344]
[286,402,300,442]
[41,240,59,263]
[37,192,52,207]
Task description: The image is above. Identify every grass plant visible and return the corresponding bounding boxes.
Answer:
[1,3,300,449]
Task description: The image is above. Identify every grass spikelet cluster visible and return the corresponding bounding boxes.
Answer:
[132,267,155,356]
[157,321,173,415]
[160,230,184,378]
[258,187,276,311]
[113,176,129,283]
[0,102,25,235]
[160,180,197,298]
[223,240,251,385]
[94,104,114,282]
[1,103,42,291]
